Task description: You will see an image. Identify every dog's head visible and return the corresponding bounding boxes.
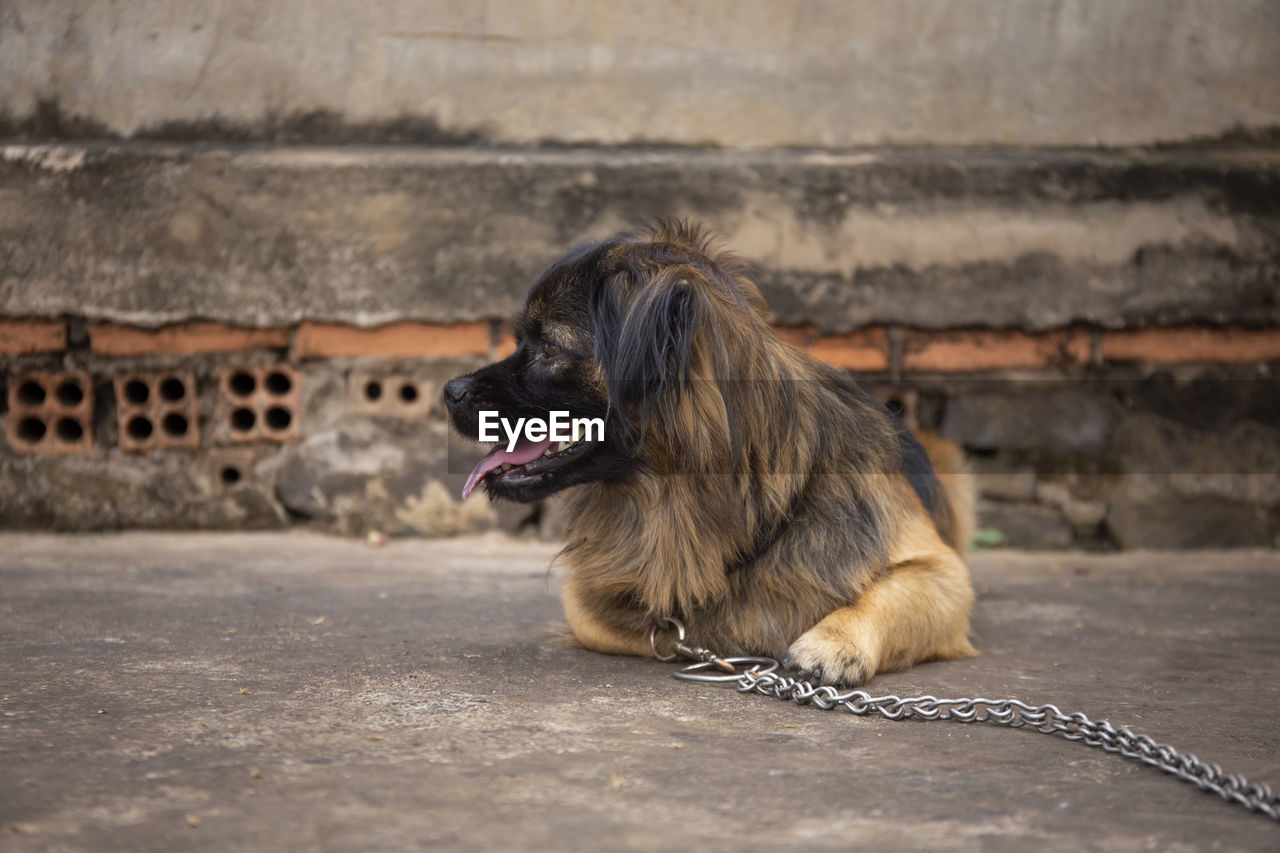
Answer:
[444,221,776,502]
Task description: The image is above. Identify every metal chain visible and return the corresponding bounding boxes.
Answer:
[669,654,1280,823]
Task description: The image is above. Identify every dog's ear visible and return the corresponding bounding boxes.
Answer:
[592,270,697,411]
[591,268,733,469]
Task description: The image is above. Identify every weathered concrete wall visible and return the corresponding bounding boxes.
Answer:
[2,3,1278,548]
[2,1,1278,147]
[4,145,1278,332]
[2,142,1279,547]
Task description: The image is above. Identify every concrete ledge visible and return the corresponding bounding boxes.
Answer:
[2,144,1278,332]
[0,533,1277,848]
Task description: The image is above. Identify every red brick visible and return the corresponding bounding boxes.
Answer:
[5,371,93,454]
[0,319,65,355]
[90,322,289,356]
[1101,327,1280,364]
[348,371,436,419]
[113,372,201,452]
[902,329,1089,372]
[773,325,820,348]
[216,366,303,444]
[806,329,890,371]
[295,321,490,359]
[492,324,518,360]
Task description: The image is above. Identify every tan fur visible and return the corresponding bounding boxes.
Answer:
[451,220,978,686]
[552,224,978,685]
[562,574,654,658]
[784,501,977,683]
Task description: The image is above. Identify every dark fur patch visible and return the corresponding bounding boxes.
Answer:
[588,269,700,442]
[899,427,958,549]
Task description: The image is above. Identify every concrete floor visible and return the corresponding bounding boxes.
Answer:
[1,533,1277,851]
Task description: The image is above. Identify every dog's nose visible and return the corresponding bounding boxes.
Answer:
[442,377,473,408]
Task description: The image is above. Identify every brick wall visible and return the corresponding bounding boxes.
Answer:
[3,314,1277,548]
[3,0,1278,549]
[2,141,1277,547]
[11,317,1273,368]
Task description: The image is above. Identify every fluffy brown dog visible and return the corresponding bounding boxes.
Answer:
[444,222,976,685]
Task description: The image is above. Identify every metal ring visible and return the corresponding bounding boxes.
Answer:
[649,616,686,662]
[673,656,780,682]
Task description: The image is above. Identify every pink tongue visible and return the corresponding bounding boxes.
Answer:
[461,437,553,499]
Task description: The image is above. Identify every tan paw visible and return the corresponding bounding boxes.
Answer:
[783,629,875,687]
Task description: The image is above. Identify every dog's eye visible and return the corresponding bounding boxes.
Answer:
[535,344,561,363]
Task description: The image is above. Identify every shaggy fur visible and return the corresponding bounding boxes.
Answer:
[444,222,976,685]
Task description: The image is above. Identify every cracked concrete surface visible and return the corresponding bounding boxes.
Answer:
[1,533,1277,850]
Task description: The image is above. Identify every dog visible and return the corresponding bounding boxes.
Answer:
[443,221,976,685]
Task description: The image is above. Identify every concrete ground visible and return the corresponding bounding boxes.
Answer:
[1,533,1277,851]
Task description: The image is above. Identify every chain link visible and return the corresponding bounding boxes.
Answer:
[665,639,1278,824]
[709,665,1280,822]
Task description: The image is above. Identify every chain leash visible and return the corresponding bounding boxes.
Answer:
[652,618,1280,823]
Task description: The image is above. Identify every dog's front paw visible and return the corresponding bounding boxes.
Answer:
[783,629,875,687]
